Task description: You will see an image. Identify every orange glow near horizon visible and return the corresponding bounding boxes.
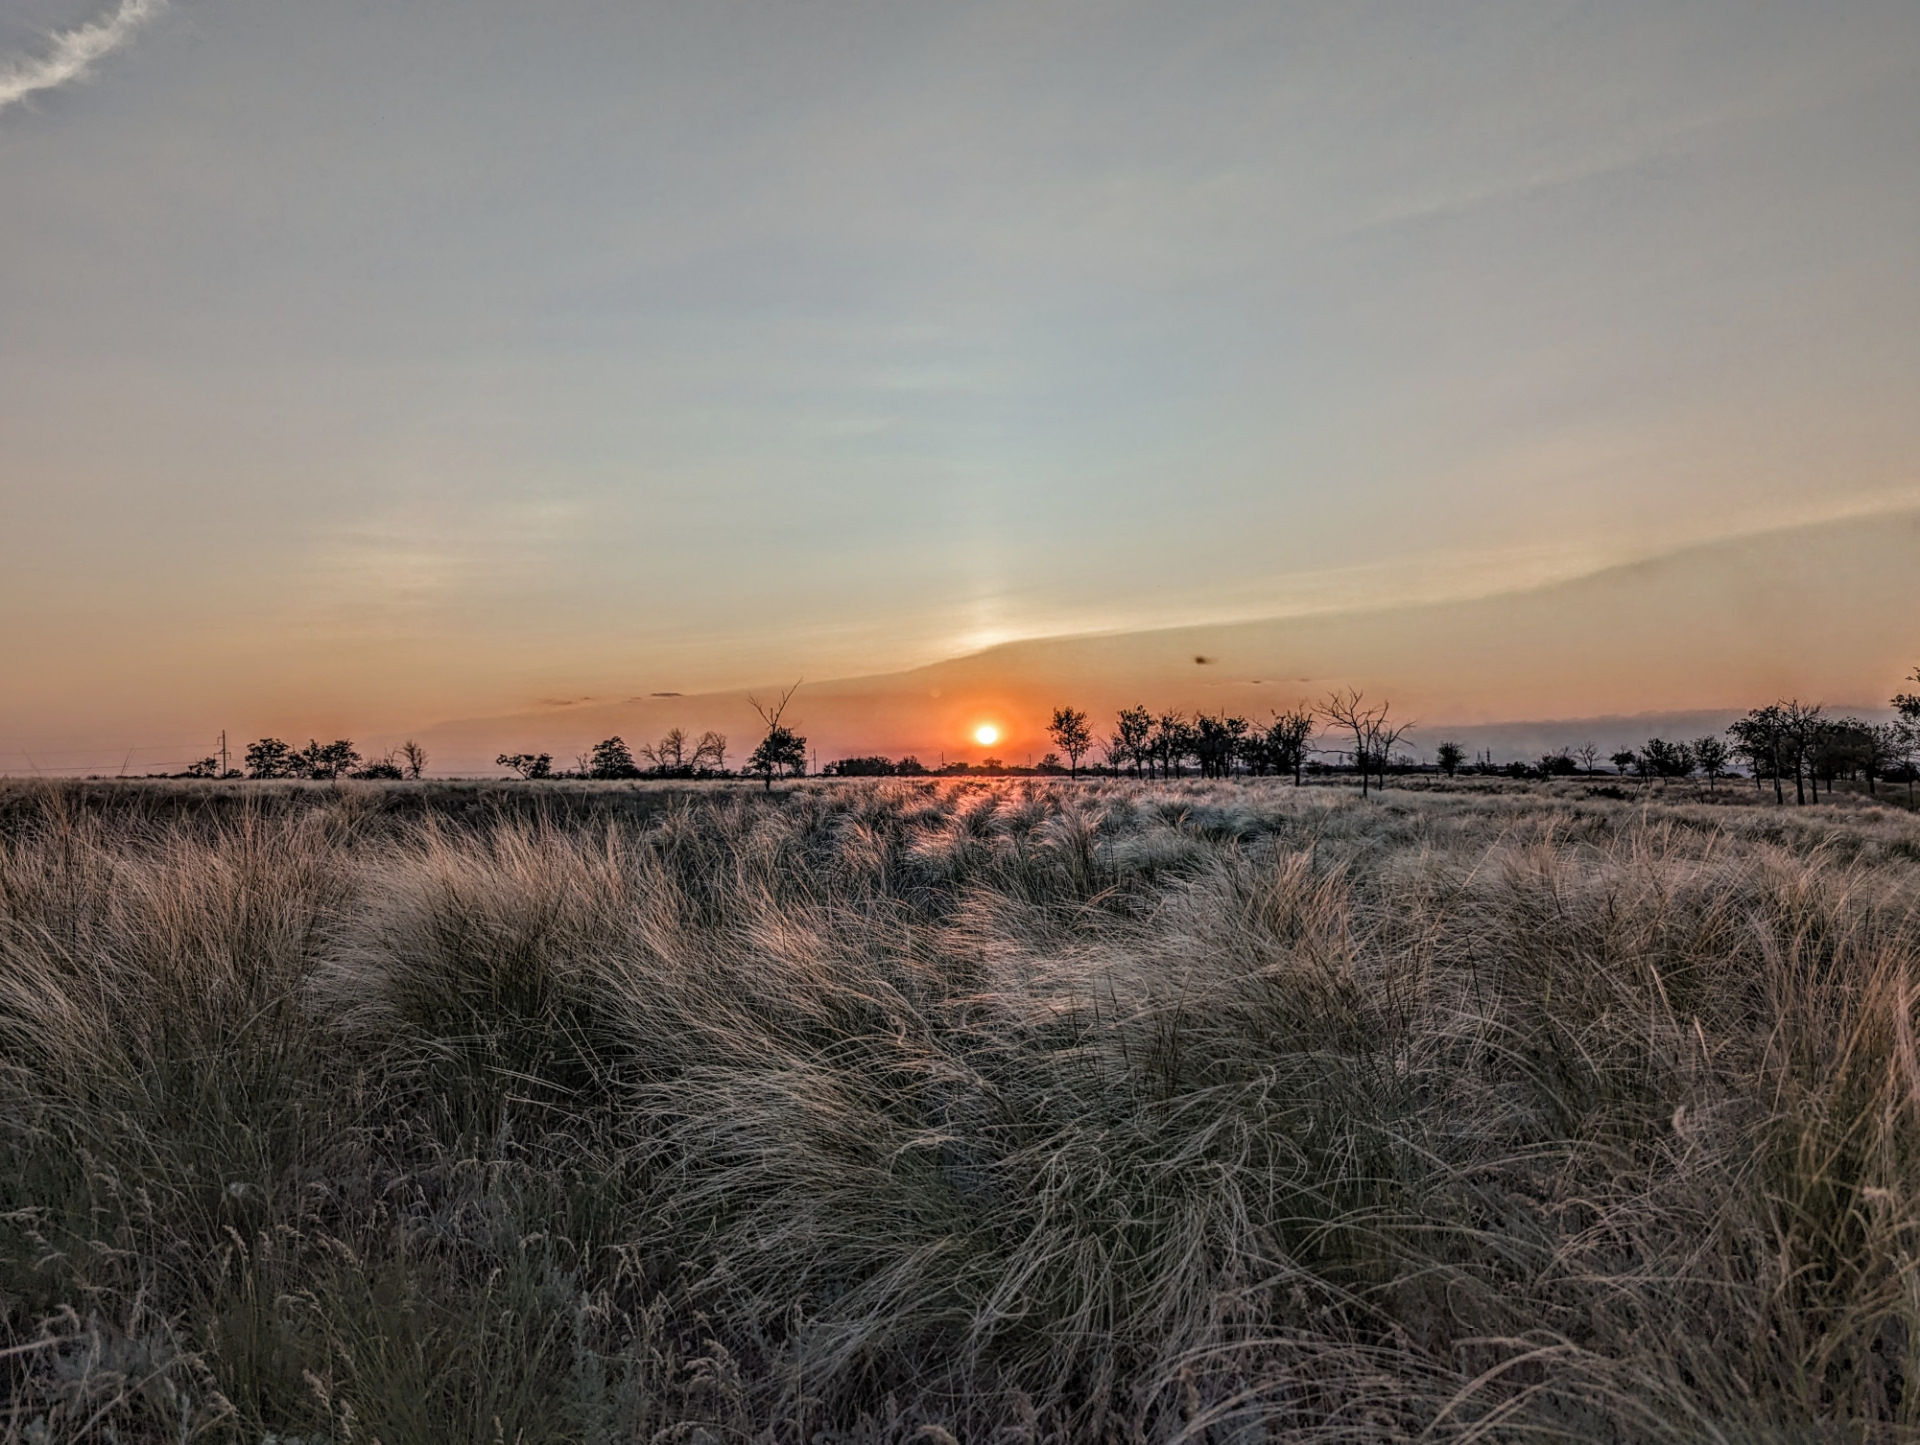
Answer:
[974,724,999,746]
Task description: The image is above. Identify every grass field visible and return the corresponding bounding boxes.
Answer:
[2,776,1918,1442]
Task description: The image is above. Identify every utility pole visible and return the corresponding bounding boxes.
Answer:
[220,730,228,777]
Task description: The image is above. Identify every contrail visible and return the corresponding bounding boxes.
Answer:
[0,0,165,113]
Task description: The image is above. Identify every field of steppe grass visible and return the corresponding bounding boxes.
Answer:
[2,776,1918,1442]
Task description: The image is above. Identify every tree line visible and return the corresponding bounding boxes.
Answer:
[1424,690,1920,804]
[497,685,808,791]
[856,669,1920,802]
[234,737,428,780]
[213,667,1920,802]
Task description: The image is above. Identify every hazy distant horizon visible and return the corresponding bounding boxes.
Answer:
[7,509,1914,776]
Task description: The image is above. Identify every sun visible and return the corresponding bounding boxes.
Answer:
[974,724,999,746]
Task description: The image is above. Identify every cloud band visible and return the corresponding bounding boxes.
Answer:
[0,0,164,113]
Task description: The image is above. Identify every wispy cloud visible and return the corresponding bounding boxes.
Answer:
[0,0,164,113]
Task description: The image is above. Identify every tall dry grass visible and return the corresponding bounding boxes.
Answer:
[1,777,1918,1441]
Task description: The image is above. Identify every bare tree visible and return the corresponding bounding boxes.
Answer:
[397,740,427,780]
[1372,714,1416,791]
[692,730,728,774]
[640,727,690,775]
[1574,742,1599,777]
[1322,689,1393,797]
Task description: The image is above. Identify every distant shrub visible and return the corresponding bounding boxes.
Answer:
[824,756,897,777]
[497,752,554,780]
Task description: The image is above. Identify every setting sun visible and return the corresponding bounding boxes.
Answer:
[974,724,998,746]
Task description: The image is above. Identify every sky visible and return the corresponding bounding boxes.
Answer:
[3,1,1919,772]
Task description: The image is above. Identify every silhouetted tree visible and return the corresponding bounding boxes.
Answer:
[587,737,640,779]
[1816,718,1899,796]
[1887,670,1920,803]
[1894,729,1920,804]
[1048,706,1093,778]
[244,738,298,779]
[1574,743,1600,777]
[1691,735,1729,793]
[1782,701,1825,804]
[1322,689,1391,797]
[1435,741,1465,778]
[824,756,896,777]
[1640,738,1694,785]
[498,752,554,779]
[1264,706,1317,785]
[1728,706,1787,803]
[639,728,690,775]
[1112,705,1153,778]
[297,740,360,780]
[1149,711,1192,779]
[398,740,428,780]
[692,731,728,774]
[1538,751,1577,777]
[1859,722,1902,796]
[1895,667,1920,727]
[746,685,806,791]
[1609,748,1639,779]
[1192,713,1247,779]
[1374,710,1420,790]
[1725,700,1823,804]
